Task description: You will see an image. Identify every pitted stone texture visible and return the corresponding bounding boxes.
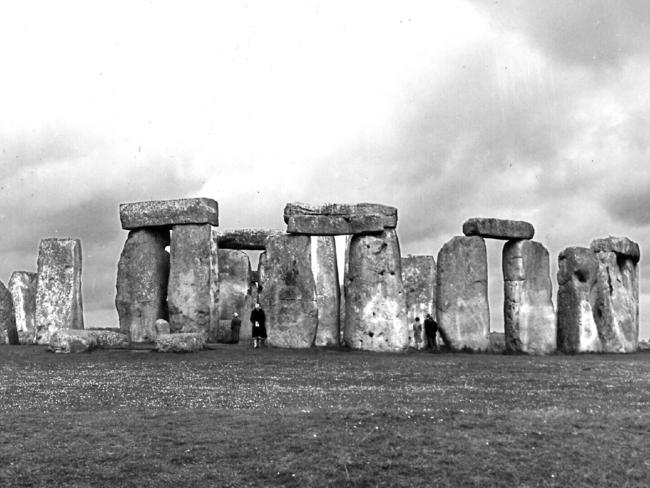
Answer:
[154,318,171,336]
[91,329,130,349]
[462,218,534,240]
[436,236,490,351]
[168,224,219,335]
[344,229,409,352]
[284,202,397,235]
[35,238,84,345]
[259,234,318,348]
[590,236,640,263]
[0,281,19,345]
[155,333,206,352]
[215,229,282,250]
[115,228,170,343]
[503,240,556,354]
[48,329,97,353]
[8,271,37,344]
[557,247,601,353]
[312,236,340,347]
[593,251,639,353]
[120,198,219,230]
[402,255,436,350]
[216,247,257,343]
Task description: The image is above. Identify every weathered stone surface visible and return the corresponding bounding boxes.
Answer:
[155,333,206,353]
[258,234,318,348]
[436,236,490,351]
[284,202,397,235]
[216,248,257,343]
[115,228,170,343]
[590,236,640,263]
[91,329,130,349]
[215,229,282,250]
[35,238,84,345]
[8,271,36,344]
[120,198,219,229]
[0,281,19,345]
[48,329,97,353]
[402,255,436,350]
[503,240,556,354]
[312,236,340,347]
[344,229,409,352]
[593,251,639,352]
[557,247,601,353]
[168,224,219,335]
[462,218,534,240]
[154,318,171,336]
[489,331,506,354]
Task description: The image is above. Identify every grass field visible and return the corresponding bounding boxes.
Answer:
[0,344,649,487]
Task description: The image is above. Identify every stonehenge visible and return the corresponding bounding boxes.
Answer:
[120,198,219,229]
[284,202,397,235]
[463,218,535,240]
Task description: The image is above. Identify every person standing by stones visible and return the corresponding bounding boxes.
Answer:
[424,313,438,351]
[230,312,241,344]
[250,303,267,348]
[412,317,423,349]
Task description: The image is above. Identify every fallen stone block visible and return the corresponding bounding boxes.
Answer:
[116,228,170,343]
[284,202,397,235]
[48,329,97,353]
[402,255,436,350]
[462,218,534,240]
[0,280,19,345]
[312,236,340,347]
[35,238,84,345]
[503,240,556,354]
[91,329,130,349]
[155,333,206,352]
[215,229,282,250]
[8,271,37,344]
[590,236,640,262]
[557,247,601,353]
[120,198,219,230]
[344,229,409,352]
[436,236,490,351]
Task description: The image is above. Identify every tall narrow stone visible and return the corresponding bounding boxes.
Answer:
[591,237,639,353]
[259,234,318,348]
[436,236,489,351]
[402,255,436,350]
[556,247,601,353]
[503,240,556,354]
[35,238,84,344]
[0,281,19,345]
[115,228,170,343]
[312,236,340,347]
[344,229,409,352]
[8,271,37,344]
[168,224,219,336]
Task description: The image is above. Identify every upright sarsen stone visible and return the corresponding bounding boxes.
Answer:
[8,271,37,344]
[168,225,219,336]
[115,228,170,343]
[120,198,218,229]
[344,229,409,352]
[312,236,340,347]
[259,234,318,348]
[402,255,436,350]
[503,240,556,354]
[436,236,489,351]
[0,281,19,345]
[35,238,84,344]
[556,247,601,353]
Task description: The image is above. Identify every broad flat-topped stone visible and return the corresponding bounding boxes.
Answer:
[120,198,218,229]
[284,202,397,235]
[590,236,640,262]
[462,218,534,240]
[215,229,282,250]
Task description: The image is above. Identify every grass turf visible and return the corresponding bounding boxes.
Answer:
[0,344,649,487]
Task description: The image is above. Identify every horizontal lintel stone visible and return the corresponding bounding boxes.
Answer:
[284,202,397,235]
[462,217,534,240]
[590,236,640,262]
[215,228,283,250]
[120,198,218,229]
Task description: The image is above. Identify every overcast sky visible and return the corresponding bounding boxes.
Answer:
[1,1,649,338]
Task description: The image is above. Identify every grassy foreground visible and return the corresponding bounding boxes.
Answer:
[0,344,649,487]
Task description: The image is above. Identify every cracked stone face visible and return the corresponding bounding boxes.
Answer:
[312,236,340,347]
[8,271,37,344]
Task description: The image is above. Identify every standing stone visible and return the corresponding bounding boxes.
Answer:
[401,255,436,350]
[284,202,398,235]
[0,281,19,345]
[216,247,257,343]
[556,247,601,353]
[312,236,340,347]
[259,234,318,348]
[8,271,37,344]
[462,218,535,240]
[344,229,409,352]
[168,224,219,336]
[591,237,639,353]
[115,228,170,343]
[503,240,556,354]
[35,238,84,345]
[120,198,219,229]
[436,236,490,351]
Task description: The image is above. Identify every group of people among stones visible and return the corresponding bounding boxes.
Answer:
[412,314,440,351]
[229,303,267,348]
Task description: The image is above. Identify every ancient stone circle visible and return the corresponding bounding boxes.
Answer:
[0,197,641,355]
